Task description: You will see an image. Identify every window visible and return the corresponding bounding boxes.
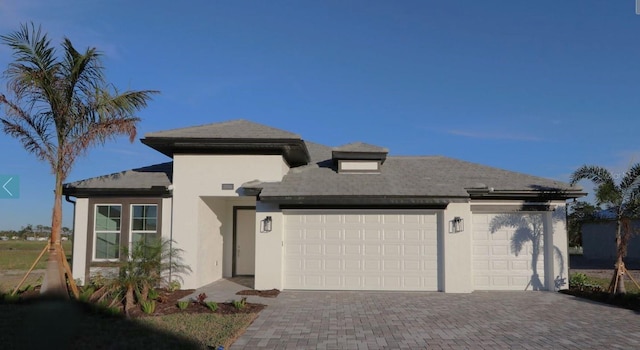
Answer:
[131,204,159,247]
[94,205,121,260]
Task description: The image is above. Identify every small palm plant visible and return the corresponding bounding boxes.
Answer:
[91,239,190,317]
[570,164,640,294]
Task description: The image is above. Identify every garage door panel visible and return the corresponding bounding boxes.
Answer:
[384,230,401,240]
[344,245,361,254]
[383,259,401,271]
[404,245,420,256]
[473,213,546,291]
[403,230,421,240]
[364,230,380,240]
[344,229,361,240]
[384,244,401,256]
[284,211,439,291]
[402,215,421,224]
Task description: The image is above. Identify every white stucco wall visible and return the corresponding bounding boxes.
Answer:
[441,202,473,293]
[549,202,569,291]
[71,198,89,284]
[254,201,284,290]
[172,154,289,289]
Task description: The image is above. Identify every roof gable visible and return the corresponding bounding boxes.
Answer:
[141,119,310,166]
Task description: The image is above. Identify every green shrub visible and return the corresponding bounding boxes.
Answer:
[79,287,95,302]
[232,298,246,310]
[177,300,189,310]
[569,273,604,292]
[141,300,156,315]
[106,306,122,316]
[205,301,218,312]
[167,280,181,292]
[570,273,589,290]
[148,288,160,301]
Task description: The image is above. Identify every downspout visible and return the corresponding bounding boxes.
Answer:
[64,195,76,270]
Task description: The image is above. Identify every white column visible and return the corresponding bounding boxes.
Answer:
[71,198,89,284]
[254,201,283,290]
[441,202,473,293]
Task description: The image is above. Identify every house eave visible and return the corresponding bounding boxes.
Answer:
[467,189,586,201]
[259,195,468,206]
[140,137,310,167]
[62,187,172,198]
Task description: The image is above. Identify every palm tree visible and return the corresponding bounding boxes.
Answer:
[0,23,157,296]
[570,164,640,294]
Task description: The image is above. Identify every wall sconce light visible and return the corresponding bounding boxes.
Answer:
[260,216,272,233]
[450,216,464,233]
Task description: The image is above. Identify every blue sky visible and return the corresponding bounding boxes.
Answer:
[1,1,639,230]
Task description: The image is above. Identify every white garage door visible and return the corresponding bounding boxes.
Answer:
[473,213,546,290]
[283,211,439,291]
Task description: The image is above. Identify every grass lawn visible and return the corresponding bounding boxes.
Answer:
[582,275,640,294]
[0,240,73,270]
[0,299,258,349]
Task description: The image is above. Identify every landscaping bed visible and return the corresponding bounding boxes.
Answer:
[127,289,265,318]
[565,271,640,312]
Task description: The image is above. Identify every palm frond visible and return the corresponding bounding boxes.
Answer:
[0,94,55,165]
[1,119,53,164]
[620,163,640,191]
[66,116,140,164]
[570,165,616,187]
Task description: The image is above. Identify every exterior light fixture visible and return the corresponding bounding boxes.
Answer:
[261,216,272,233]
[450,216,464,233]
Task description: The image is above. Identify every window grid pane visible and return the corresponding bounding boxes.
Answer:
[131,205,158,248]
[95,205,122,260]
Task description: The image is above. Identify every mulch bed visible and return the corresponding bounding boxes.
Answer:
[128,289,265,318]
[561,289,640,312]
[10,287,265,318]
[236,289,280,298]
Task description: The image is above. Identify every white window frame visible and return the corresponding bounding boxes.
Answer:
[129,204,159,251]
[93,204,122,262]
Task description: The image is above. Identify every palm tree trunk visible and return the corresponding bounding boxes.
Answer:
[125,285,135,317]
[40,172,67,297]
[610,219,626,294]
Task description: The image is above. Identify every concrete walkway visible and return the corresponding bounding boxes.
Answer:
[183,277,280,306]
[226,290,640,349]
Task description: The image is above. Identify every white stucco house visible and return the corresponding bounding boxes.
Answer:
[63,120,584,293]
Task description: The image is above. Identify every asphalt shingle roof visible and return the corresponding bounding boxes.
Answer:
[333,142,389,153]
[143,119,301,140]
[260,155,576,199]
[64,162,172,191]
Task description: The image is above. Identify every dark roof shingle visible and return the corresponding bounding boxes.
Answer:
[144,119,300,140]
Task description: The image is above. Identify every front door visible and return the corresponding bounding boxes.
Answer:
[234,207,256,276]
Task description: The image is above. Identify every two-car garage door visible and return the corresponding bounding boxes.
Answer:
[283,211,439,291]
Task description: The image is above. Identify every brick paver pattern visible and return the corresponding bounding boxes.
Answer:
[230,290,640,349]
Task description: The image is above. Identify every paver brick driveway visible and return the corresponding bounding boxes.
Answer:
[231,291,639,349]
